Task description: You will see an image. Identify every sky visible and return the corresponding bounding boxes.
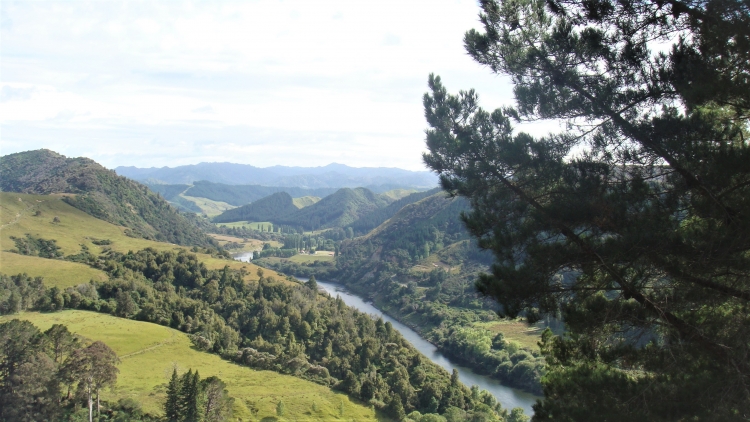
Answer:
[1,0,549,171]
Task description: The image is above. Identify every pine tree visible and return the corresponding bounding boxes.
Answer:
[305,275,318,291]
[385,394,404,421]
[165,368,181,421]
[180,369,204,422]
[423,0,750,419]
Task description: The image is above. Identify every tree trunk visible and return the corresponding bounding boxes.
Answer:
[88,387,93,422]
[96,387,100,416]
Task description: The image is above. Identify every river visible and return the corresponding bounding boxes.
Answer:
[233,251,254,262]
[306,278,540,415]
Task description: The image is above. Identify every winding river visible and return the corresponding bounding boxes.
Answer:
[233,249,540,415]
[306,278,539,415]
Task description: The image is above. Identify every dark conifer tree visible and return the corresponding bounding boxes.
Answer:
[165,368,181,421]
[305,275,318,291]
[179,369,203,422]
[423,0,750,419]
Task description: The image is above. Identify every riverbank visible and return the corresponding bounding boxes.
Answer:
[310,279,540,415]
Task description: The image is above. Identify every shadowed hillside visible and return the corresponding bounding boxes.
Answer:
[212,191,298,223]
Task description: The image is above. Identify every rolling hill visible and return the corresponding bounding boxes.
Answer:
[287,187,393,230]
[212,191,299,223]
[349,187,443,235]
[0,150,213,247]
[212,187,394,230]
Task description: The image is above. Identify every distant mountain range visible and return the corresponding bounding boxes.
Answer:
[115,162,439,190]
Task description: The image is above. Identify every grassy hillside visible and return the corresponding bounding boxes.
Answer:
[1,311,383,421]
[0,253,107,289]
[380,189,418,201]
[0,150,213,247]
[181,195,236,217]
[213,192,298,223]
[292,196,320,208]
[0,192,283,287]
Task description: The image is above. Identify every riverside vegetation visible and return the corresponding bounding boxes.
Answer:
[249,191,549,395]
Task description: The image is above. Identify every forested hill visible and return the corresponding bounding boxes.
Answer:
[276,187,392,230]
[0,149,214,247]
[327,192,545,394]
[212,191,298,223]
[349,187,443,235]
[213,187,394,230]
[343,192,471,267]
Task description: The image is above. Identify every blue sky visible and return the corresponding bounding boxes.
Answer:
[1,0,551,170]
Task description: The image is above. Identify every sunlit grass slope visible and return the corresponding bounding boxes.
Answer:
[181,194,236,217]
[474,320,544,350]
[1,311,381,421]
[0,192,285,286]
[0,253,107,288]
[292,196,321,209]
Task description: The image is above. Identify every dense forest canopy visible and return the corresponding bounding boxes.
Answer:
[423,0,750,420]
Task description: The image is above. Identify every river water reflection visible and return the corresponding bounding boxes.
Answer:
[303,278,540,415]
[233,251,254,262]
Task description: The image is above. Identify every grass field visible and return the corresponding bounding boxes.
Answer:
[1,192,177,255]
[380,189,417,201]
[0,311,383,421]
[181,195,236,217]
[0,252,107,288]
[474,320,544,350]
[287,253,335,264]
[292,196,320,209]
[209,234,266,253]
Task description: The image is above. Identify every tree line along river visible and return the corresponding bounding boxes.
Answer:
[234,253,539,415]
[310,279,539,415]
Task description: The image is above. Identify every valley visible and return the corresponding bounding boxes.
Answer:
[0,149,541,421]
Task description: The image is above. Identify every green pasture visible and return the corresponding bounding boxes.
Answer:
[474,320,544,350]
[287,253,335,264]
[380,189,417,201]
[181,195,236,217]
[0,192,176,255]
[0,252,107,289]
[1,311,383,421]
[292,196,320,209]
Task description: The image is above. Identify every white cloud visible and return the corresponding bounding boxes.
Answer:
[1,0,525,171]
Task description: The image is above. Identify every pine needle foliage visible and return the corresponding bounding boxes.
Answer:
[423,0,750,420]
